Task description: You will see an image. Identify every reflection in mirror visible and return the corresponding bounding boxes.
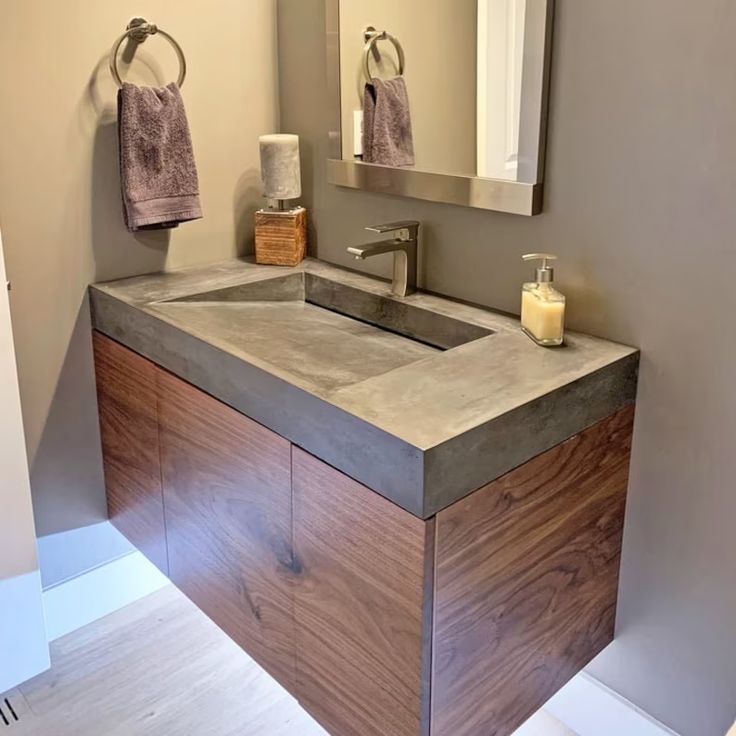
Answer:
[337,0,551,185]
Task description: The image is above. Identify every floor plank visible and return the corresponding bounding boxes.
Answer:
[11,586,326,736]
[4,584,575,735]
[514,710,579,736]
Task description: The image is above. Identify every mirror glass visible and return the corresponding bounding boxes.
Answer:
[335,0,552,186]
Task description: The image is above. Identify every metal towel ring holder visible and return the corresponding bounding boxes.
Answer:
[110,17,187,89]
[362,27,405,81]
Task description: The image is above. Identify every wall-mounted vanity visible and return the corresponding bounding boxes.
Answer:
[90,255,637,736]
[326,0,555,215]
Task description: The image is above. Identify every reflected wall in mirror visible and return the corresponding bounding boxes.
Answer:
[327,0,554,215]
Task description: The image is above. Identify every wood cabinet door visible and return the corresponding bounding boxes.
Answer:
[93,332,168,575]
[292,448,434,736]
[157,369,296,690]
[431,407,634,736]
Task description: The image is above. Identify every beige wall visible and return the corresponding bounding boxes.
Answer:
[278,1,736,735]
[339,0,477,174]
[0,0,278,540]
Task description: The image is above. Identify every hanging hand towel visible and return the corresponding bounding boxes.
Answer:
[117,83,203,232]
[362,77,415,167]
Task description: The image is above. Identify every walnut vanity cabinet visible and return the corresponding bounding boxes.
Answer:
[93,333,634,736]
[430,407,633,736]
[156,368,297,691]
[93,333,168,575]
[94,333,296,689]
[291,408,633,736]
[291,447,435,736]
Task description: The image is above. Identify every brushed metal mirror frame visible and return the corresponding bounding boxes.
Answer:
[326,0,555,216]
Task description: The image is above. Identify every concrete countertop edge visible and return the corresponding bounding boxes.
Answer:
[421,352,640,517]
[90,287,428,516]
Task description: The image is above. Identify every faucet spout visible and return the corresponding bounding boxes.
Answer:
[347,240,408,260]
[347,222,420,297]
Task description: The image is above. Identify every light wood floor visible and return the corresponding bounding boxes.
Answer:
[2,584,576,735]
[3,585,326,736]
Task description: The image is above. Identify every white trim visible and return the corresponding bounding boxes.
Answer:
[0,571,50,693]
[477,0,525,180]
[546,672,680,736]
[42,551,169,642]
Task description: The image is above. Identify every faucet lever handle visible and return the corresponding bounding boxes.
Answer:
[365,221,420,239]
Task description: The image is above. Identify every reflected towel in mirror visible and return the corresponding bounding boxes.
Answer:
[362,77,415,167]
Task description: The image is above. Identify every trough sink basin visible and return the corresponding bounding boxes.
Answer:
[152,272,493,395]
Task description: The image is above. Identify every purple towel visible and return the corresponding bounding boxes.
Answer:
[362,77,415,167]
[117,83,203,232]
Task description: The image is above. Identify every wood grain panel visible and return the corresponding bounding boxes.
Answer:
[432,406,635,736]
[292,448,434,736]
[157,369,296,691]
[93,332,168,575]
[255,207,307,266]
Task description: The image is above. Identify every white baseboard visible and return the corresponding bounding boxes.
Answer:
[42,550,169,642]
[546,672,679,736]
[0,571,50,693]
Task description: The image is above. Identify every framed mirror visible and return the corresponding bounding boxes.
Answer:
[326,0,555,216]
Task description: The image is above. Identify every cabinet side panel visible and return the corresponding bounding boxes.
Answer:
[293,447,432,736]
[158,369,296,691]
[93,332,168,575]
[432,406,634,736]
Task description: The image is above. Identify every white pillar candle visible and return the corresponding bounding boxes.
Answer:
[259,134,302,201]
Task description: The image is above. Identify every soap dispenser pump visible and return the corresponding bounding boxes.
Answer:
[521,253,566,347]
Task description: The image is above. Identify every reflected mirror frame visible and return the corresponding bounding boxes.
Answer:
[325,0,554,216]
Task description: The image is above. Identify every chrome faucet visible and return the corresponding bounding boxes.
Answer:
[347,221,420,297]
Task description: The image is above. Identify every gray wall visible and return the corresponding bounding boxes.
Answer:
[277,2,736,735]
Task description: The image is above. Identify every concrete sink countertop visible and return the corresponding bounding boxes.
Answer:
[90,258,639,518]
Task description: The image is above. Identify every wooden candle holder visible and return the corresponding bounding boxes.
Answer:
[255,207,307,267]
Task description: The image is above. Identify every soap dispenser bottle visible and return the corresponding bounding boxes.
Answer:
[521,253,565,347]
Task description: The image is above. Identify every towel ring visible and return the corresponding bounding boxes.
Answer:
[362,29,405,81]
[110,17,187,89]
